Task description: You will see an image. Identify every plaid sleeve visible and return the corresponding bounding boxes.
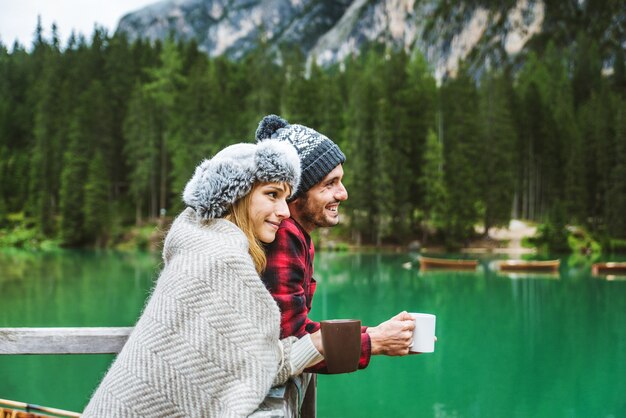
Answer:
[263,223,320,339]
[263,222,372,373]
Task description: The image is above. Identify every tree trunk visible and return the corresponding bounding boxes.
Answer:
[159,132,168,226]
[135,200,142,226]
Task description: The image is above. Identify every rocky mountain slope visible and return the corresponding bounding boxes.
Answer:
[116,0,624,79]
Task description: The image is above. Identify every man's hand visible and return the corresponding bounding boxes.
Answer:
[366,311,415,356]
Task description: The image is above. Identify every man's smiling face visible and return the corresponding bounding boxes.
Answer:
[289,164,348,233]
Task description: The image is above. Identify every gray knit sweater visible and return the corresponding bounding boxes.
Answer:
[83,208,322,417]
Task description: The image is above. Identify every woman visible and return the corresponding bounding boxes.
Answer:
[83,139,324,417]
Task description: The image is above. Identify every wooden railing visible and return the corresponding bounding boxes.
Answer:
[0,327,315,417]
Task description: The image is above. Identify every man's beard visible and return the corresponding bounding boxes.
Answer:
[294,194,338,229]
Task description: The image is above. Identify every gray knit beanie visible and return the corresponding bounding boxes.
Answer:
[182,139,300,219]
[255,115,346,198]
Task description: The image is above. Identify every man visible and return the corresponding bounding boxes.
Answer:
[255,114,415,373]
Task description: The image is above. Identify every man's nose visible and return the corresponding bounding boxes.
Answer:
[336,182,348,201]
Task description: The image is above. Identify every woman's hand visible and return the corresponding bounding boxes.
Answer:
[310,330,324,356]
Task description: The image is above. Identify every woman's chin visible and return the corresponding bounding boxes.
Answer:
[258,232,277,244]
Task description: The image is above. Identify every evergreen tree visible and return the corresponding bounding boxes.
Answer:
[243,31,283,118]
[343,50,381,244]
[515,49,562,221]
[84,152,111,246]
[124,82,160,224]
[400,52,437,236]
[59,115,88,246]
[613,46,626,97]
[477,71,517,235]
[372,94,395,245]
[576,85,613,229]
[143,37,185,219]
[572,32,602,109]
[544,43,584,219]
[213,56,252,141]
[376,50,410,243]
[104,33,135,201]
[605,97,626,237]
[28,24,65,235]
[312,63,345,148]
[563,124,586,224]
[0,43,32,212]
[56,32,109,244]
[439,63,481,247]
[418,129,447,243]
[546,42,585,223]
[307,60,335,137]
[168,57,219,211]
[59,80,111,245]
[280,48,317,126]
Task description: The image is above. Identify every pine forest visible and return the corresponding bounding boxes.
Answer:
[1,23,625,252]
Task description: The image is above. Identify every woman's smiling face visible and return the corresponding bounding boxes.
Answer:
[248,182,291,243]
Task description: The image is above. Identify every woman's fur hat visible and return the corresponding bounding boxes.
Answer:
[183,139,300,219]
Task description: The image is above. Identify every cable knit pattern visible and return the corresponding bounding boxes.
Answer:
[83,208,321,417]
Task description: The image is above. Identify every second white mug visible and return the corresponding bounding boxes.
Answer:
[409,313,436,353]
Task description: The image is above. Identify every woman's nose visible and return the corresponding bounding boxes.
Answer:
[276,199,290,219]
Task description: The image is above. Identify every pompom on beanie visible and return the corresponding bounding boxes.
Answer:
[183,139,300,219]
[255,115,346,198]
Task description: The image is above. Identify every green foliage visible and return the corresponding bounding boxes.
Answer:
[572,32,602,109]
[0,223,60,250]
[477,71,517,233]
[84,153,111,246]
[167,58,218,213]
[1,22,625,252]
[604,97,626,237]
[606,239,626,254]
[114,224,160,252]
[58,119,88,245]
[440,64,482,247]
[529,203,570,253]
[29,38,65,236]
[577,85,613,227]
[567,227,601,256]
[419,129,447,241]
[123,82,159,222]
[0,225,41,248]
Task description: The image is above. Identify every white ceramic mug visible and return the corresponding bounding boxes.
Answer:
[409,313,436,353]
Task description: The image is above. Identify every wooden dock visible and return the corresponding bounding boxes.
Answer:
[0,327,315,417]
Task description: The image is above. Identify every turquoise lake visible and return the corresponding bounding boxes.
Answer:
[1,249,625,417]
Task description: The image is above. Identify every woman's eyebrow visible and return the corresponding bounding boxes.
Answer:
[266,184,286,192]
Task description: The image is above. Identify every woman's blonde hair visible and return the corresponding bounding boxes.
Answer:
[225,182,291,274]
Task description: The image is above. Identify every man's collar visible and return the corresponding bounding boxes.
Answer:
[284,217,311,240]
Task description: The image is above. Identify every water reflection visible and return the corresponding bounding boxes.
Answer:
[495,272,560,280]
[0,249,159,327]
[0,250,625,417]
[313,251,626,417]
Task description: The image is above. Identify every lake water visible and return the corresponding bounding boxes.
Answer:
[1,249,625,417]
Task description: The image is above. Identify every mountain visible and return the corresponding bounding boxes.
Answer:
[116,0,625,79]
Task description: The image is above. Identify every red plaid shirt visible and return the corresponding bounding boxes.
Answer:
[262,217,371,373]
